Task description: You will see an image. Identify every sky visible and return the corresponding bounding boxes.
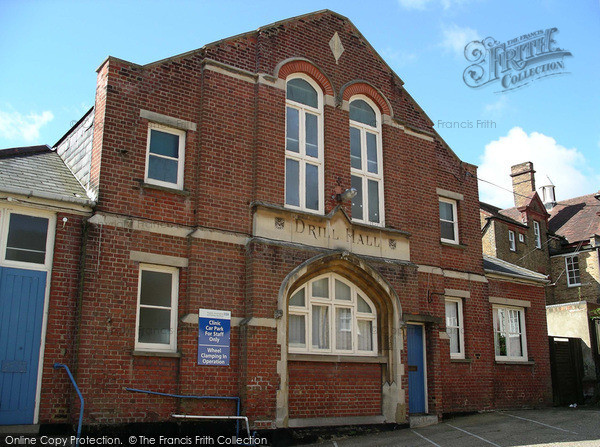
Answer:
[0,0,598,208]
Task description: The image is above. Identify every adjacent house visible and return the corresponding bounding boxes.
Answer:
[480,161,600,403]
[0,10,552,433]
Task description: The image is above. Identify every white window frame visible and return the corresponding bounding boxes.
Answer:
[518,233,525,243]
[508,230,516,252]
[145,123,186,190]
[349,95,384,227]
[445,298,465,359]
[439,197,459,244]
[135,264,179,353]
[565,254,581,287]
[284,74,324,214]
[288,273,378,356]
[492,305,528,362]
[0,207,56,271]
[533,220,541,249]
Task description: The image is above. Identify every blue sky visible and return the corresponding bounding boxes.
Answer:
[1,0,598,208]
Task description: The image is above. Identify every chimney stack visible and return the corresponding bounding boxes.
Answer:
[510,162,536,208]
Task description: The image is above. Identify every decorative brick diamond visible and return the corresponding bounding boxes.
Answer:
[329,32,344,64]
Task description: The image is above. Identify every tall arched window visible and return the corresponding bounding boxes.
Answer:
[288,273,378,356]
[285,75,324,213]
[349,96,384,225]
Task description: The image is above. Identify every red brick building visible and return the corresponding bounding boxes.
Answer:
[1,10,551,432]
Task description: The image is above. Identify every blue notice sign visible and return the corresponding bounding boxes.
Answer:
[198,309,231,366]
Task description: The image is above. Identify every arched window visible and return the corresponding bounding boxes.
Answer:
[288,273,377,355]
[285,75,324,213]
[349,96,384,225]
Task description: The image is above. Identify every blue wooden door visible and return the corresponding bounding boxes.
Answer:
[407,324,426,414]
[0,267,46,425]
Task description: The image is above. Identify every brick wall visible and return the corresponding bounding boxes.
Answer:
[550,250,600,305]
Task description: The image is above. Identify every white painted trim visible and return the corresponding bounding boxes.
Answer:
[284,74,325,214]
[349,94,385,227]
[564,254,581,287]
[439,197,459,245]
[533,220,541,249]
[140,109,197,131]
[135,264,179,353]
[488,296,531,308]
[445,298,465,360]
[0,205,57,424]
[435,188,464,201]
[129,251,188,268]
[508,230,516,252]
[144,124,186,190]
[491,304,528,362]
[288,273,378,356]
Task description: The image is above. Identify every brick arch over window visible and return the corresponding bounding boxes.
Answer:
[342,82,392,116]
[276,59,334,96]
[274,251,405,427]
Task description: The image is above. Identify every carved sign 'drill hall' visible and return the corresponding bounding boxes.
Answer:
[252,204,411,261]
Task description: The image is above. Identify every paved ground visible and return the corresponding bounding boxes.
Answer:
[308,408,600,447]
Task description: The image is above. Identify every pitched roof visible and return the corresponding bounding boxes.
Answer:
[0,145,93,206]
[480,201,527,228]
[548,193,600,244]
[483,255,549,283]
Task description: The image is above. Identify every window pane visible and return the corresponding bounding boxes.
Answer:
[351,175,363,220]
[138,307,171,344]
[508,334,523,357]
[357,295,372,313]
[5,214,48,264]
[286,107,299,153]
[148,155,178,184]
[335,280,351,301]
[289,314,306,347]
[305,163,319,211]
[150,130,179,158]
[448,328,460,354]
[350,99,376,127]
[285,158,300,206]
[305,113,318,158]
[312,278,329,298]
[445,301,458,327]
[311,305,330,349]
[368,179,380,223]
[336,308,352,350]
[366,132,378,173]
[140,270,173,307]
[290,288,305,307]
[441,221,455,241]
[287,78,318,108]
[350,127,361,169]
[495,332,507,356]
[439,201,454,221]
[357,320,373,351]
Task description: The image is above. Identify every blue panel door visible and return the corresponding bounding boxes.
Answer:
[0,267,46,425]
[407,324,426,414]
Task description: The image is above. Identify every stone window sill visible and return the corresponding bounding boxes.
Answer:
[288,353,387,364]
[135,180,190,196]
[451,357,473,363]
[495,360,535,366]
[132,350,181,358]
[441,241,468,250]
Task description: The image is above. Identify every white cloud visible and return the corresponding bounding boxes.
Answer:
[483,96,509,117]
[380,47,417,67]
[0,107,54,142]
[397,0,433,10]
[441,23,481,56]
[478,127,595,208]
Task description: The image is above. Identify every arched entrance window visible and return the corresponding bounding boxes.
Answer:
[288,273,377,356]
